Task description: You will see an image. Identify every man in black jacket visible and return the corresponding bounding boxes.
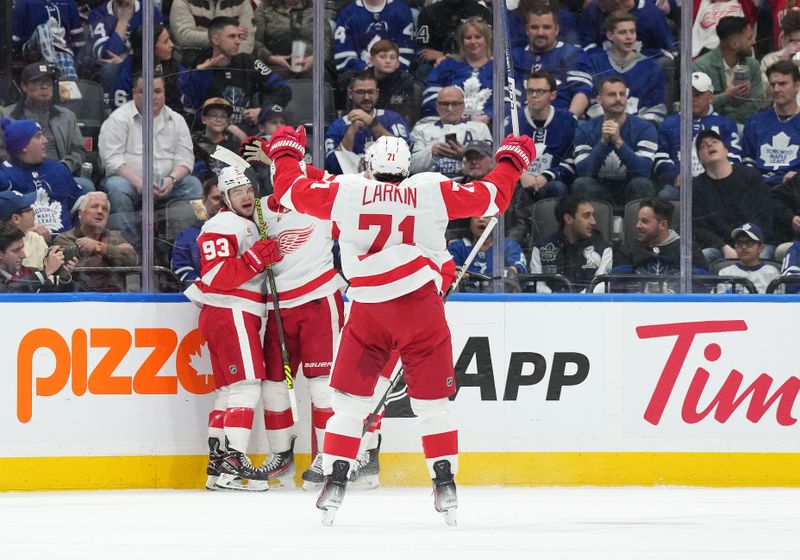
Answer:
[693,129,774,262]
[612,198,708,292]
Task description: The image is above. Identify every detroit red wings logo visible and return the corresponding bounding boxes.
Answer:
[275,224,315,256]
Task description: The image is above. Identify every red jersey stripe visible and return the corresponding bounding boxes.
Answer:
[349,255,440,288]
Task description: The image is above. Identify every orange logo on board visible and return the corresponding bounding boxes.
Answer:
[17,328,214,423]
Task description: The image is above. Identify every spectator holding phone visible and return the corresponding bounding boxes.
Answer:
[410,86,492,176]
[0,221,76,292]
[693,16,765,124]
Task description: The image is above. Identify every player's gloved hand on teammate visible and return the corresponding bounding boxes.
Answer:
[240,136,271,166]
[242,239,282,273]
[267,125,307,161]
[495,134,536,172]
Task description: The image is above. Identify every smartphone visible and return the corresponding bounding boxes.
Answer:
[444,133,458,144]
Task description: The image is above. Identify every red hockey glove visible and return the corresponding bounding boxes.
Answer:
[240,136,271,166]
[267,125,307,161]
[242,239,282,273]
[495,134,536,172]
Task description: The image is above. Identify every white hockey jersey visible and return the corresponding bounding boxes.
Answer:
[184,208,267,316]
[257,195,347,308]
[272,160,522,303]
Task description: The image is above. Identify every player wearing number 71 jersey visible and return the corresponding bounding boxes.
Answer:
[266,125,535,525]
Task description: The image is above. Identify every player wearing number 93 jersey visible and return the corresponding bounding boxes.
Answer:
[184,166,282,491]
[266,125,535,523]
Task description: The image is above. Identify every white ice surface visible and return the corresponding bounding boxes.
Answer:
[1,486,798,560]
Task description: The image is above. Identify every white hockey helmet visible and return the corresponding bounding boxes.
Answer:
[217,166,252,206]
[365,136,410,178]
[269,158,307,185]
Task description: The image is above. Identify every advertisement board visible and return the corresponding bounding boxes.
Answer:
[2,295,799,489]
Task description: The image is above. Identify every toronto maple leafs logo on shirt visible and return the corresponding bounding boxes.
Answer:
[462,74,492,117]
[528,143,553,174]
[32,187,63,233]
[222,86,250,125]
[760,132,799,169]
[539,242,561,273]
[599,151,628,180]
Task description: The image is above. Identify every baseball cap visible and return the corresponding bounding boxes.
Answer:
[0,190,36,220]
[21,62,59,83]
[463,140,493,158]
[731,222,765,243]
[695,128,723,152]
[201,97,233,116]
[257,105,286,125]
[692,72,714,93]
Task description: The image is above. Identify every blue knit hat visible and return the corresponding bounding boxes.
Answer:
[1,118,42,157]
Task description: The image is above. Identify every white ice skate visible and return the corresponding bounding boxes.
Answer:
[432,460,458,526]
[316,460,350,526]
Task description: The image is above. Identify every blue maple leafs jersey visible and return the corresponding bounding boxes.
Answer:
[334,0,415,72]
[89,1,163,59]
[511,42,592,111]
[574,114,658,182]
[1,160,85,234]
[423,58,501,119]
[13,0,85,53]
[324,109,411,173]
[742,109,800,186]
[587,52,667,125]
[578,0,676,58]
[512,106,577,184]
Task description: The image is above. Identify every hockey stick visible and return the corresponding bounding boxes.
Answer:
[501,3,520,137]
[265,265,300,423]
[361,216,499,435]
[254,197,300,423]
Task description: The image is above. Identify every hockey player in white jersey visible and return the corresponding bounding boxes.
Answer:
[184,166,282,491]
[253,161,348,490]
[265,126,535,525]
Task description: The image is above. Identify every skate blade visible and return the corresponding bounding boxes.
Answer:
[215,474,268,492]
[268,472,296,489]
[442,507,457,527]
[349,474,379,491]
[320,506,338,526]
[205,475,219,490]
[302,480,324,492]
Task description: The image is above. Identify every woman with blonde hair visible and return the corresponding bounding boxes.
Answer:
[421,17,498,124]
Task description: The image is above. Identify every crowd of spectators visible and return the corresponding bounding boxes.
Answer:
[3,0,800,293]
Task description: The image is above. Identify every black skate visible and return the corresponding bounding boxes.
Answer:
[349,434,381,490]
[216,448,270,492]
[262,435,296,488]
[206,437,226,491]
[301,453,324,491]
[432,459,458,526]
[316,459,351,526]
